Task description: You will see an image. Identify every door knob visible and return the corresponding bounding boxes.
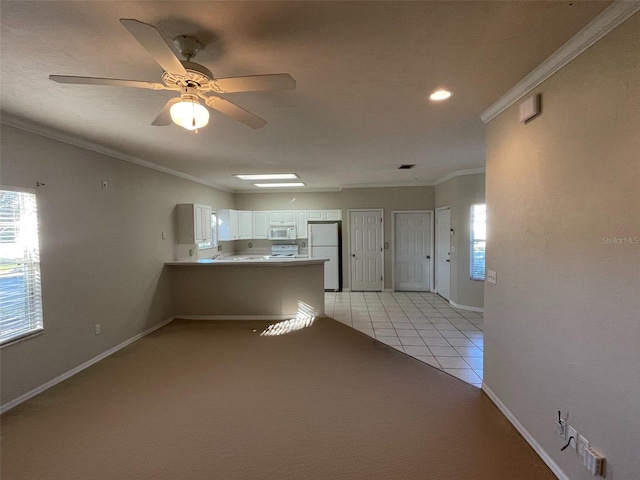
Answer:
[426,255,431,259]
[446,259,450,262]
[352,254,356,258]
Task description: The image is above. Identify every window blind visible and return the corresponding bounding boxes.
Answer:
[0,189,43,345]
[470,204,486,281]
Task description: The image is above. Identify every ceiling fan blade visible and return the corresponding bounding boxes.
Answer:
[152,97,181,126]
[210,74,296,93]
[205,97,267,129]
[119,18,187,75]
[49,75,167,90]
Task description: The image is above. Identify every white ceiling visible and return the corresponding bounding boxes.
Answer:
[0,1,610,192]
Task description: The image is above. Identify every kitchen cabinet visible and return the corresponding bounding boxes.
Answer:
[269,210,296,224]
[253,211,269,239]
[238,210,253,239]
[296,211,308,239]
[218,209,239,241]
[177,203,212,244]
[307,210,342,221]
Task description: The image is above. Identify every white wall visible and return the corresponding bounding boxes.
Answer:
[0,125,234,406]
[484,13,639,480]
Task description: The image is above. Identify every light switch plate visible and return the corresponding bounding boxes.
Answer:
[486,270,497,284]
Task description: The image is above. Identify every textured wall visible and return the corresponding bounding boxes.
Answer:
[484,14,640,479]
[0,126,234,405]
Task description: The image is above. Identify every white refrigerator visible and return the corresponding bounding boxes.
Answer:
[308,223,340,291]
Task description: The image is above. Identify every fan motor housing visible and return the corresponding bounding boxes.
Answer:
[162,61,213,89]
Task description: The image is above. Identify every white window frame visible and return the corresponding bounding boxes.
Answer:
[1,187,44,345]
[470,204,486,281]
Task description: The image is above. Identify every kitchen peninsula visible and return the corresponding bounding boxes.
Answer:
[166,257,327,319]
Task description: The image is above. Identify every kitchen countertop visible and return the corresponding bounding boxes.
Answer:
[166,255,326,267]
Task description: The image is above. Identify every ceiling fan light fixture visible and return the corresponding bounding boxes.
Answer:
[170,97,209,130]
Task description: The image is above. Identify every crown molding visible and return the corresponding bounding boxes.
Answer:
[0,115,234,193]
[432,167,486,186]
[480,1,640,124]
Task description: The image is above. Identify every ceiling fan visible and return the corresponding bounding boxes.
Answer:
[49,18,296,131]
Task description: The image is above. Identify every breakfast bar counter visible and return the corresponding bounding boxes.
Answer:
[166,257,326,319]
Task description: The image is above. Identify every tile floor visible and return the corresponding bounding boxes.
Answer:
[324,291,484,387]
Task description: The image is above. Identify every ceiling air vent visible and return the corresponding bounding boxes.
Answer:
[398,164,415,169]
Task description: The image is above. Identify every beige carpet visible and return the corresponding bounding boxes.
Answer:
[1,318,555,479]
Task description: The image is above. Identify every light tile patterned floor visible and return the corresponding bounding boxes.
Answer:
[324,292,484,387]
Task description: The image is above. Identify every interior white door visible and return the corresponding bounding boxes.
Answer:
[350,210,383,291]
[394,212,431,291]
[435,207,451,300]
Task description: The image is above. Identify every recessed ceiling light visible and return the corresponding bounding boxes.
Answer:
[253,183,306,188]
[429,89,452,101]
[234,173,299,181]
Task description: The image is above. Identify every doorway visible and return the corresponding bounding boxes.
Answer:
[349,209,383,291]
[393,211,433,291]
[435,207,451,300]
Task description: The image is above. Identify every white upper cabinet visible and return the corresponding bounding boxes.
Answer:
[238,210,253,239]
[307,210,324,221]
[307,210,342,221]
[253,211,269,239]
[324,209,342,220]
[218,209,239,241]
[177,204,212,244]
[296,211,308,239]
[269,210,296,224]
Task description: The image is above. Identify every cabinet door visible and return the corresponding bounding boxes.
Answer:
[282,211,296,224]
[307,210,323,221]
[218,209,239,241]
[194,204,205,243]
[253,211,269,239]
[238,210,253,239]
[296,211,308,239]
[324,209,341,220]
[269,211,284,224]
[201,205,213,243]
[230,210,239,239]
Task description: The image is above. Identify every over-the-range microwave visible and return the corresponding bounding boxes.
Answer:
[269,225,297,240]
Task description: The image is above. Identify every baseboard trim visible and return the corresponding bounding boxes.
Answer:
[0,317,174,414]
[449,300,484,313]
[482,382,568,480]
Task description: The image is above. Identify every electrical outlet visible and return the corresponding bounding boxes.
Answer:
[578,435,589,457]
[162,232,167,239]
[248,242,252,248]
[101,180,108,190]
[557,419,566,439]
[567,426,577,450]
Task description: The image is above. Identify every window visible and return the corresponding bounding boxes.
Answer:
[0,188,43,345]
[198,211,218,250]
[470,204,486,281]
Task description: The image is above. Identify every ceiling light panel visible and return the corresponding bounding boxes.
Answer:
[234,174,299,180]
[253,183,306,188]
